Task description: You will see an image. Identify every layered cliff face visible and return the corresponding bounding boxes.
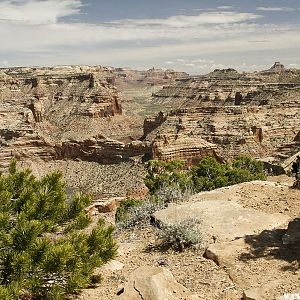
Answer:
[1,63,299,171]
[113,67,188,89]
[0,66,122,123]
[145,63,300,162]
[0,66,141,168]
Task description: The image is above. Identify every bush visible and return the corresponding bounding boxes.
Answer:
[0,160,117,299]
[116,200,164,230]
[154,181,194,204]
[232,155,265,176]
[115,198,142,223]
[191,156,266,192]
[144,160,193,195]
[191,156,229,192]
[157,218,202,251]
[145,156,266,196]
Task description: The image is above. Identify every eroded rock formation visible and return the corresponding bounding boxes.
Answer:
[1,63,299,170]
[0,66,127,168]
[145,63,300,162]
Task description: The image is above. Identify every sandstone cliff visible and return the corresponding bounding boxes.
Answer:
[0,66,140,168]
[145,63,300,162]
[1,63,299,170]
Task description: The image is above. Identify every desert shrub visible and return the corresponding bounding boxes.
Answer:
[145,156,266,195]
[157,218,202,251]
[0,160,117,299]
[191,156,230,192]
[115,198,142,223]
[191,156,266,192]
[154,181,194,203]
[116,200,164,230]
[144,160,193,195]
[232,155,265,176]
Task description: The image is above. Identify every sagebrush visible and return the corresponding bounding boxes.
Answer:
[116,200,163,229]
[157,218,202,251]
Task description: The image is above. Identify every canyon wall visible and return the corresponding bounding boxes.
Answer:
[1,63,299,169]
[0,66,128,168]
[144,63,300,162]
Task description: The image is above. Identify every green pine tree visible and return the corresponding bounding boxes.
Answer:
[0,159,117,299]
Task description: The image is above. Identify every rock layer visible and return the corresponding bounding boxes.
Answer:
[146,63,300,162]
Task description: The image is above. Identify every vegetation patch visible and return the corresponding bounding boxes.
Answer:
[0,160,117,300]
[116,200,163,230]
[157,218,202,252]
[145,156,266,196]
[116,156,265,231]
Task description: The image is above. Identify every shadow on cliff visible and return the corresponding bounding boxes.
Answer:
[239,219,300,271]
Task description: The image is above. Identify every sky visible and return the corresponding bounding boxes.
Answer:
[0,0,300,74]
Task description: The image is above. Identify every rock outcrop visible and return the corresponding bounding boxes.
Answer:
[57,137,150,164]
[0,66,132,168]
[0,66,122,121]
[151,134,222,165]
[145,63,300,162]
[153,187,289,245]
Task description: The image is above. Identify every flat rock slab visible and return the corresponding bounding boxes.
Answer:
[190,180,288,203]
[118,266,199,300]
[154,200,289,243]
[205,233,300,299]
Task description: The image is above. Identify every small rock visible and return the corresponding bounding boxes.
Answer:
[101,260,124,272]
[157,257,169,266]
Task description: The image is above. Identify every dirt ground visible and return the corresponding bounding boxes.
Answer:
[75,175,299,300]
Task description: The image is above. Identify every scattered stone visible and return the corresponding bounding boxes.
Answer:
[117,266,199,300]
[157,257,169,266]
[85,197,126,214]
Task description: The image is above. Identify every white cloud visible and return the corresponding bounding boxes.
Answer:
[0,1,299,74]
[0,0,82,24]
[113,11,262,27]
[257,7,295,12]
[218,6,233,10]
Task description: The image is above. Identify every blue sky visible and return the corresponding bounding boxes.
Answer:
[0,0,300,74]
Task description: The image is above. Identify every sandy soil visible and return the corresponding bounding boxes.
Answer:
[75,175,300,300]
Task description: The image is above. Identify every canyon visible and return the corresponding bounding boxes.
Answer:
[144,62,300,167]
[0,63,299,300]
[0,63,299,192]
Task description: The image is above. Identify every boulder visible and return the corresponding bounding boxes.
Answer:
[153,199,289,244]
[117,266,199,300]
[282,218,300,245]
[243,280,285,300]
